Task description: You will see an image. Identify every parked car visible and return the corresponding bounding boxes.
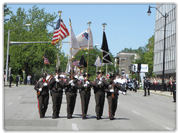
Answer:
[127,81,135,91]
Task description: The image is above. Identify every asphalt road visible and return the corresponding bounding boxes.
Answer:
[4,85,176,131]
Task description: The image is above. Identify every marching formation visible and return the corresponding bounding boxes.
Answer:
[34,70,123,120]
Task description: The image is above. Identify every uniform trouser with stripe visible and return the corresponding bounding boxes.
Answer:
[66,92,77,117]
[107,95,118,118]
[51,92,63,117]
[37,93,49,117]
[80,91,90,117]
[95,91,105,118]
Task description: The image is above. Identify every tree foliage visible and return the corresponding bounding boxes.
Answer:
[120,35,154,77]
[4,5,68,81]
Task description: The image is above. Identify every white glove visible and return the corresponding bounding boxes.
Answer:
[43,83,48,86]
[71,83,75,86]
[55,75,58,79]
[110,89,114,92]
[84,84,87,87]
[55,78,59,82]
[39,88,42,91]
[98,81,102,85]
[86,81,90,84]
[69,80,73,84]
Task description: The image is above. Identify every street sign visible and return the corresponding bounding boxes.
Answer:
[133,64,148,73]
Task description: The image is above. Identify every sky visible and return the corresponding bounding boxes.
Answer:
[5,3,156,57]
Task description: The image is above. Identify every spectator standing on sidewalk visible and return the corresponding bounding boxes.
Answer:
[9,74,13,88]
[172,79,176,102]
[16,75,19,87]
[27,75,31,85]
[153,77,157,92]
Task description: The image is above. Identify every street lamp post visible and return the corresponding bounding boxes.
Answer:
[147,5,168,91]
[5,24,31,85]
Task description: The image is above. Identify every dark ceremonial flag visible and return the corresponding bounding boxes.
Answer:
[101,31,112,64]
[79,55,87,67]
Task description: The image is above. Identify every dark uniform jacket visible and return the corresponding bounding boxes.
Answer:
[105,81,121,97]
[34,80,49,95]
[65,78,78,93]
[144,80,150,88]
[77,80,92,92]
[93,78,109,94]
[48,77,65,93]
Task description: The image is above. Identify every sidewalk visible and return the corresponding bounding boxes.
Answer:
[138,90,173,98]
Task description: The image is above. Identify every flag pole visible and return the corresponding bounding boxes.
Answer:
[44,49,46,72]
[87,21,91,81]
[69,18,73,79]
[58,10,62,74]
[101,23,107,76]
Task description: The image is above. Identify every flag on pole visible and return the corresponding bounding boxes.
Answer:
[94,56,104,67]
[101,31,112,64]
[70,24,80,57]
[78,55,87,67]
[52,19,69,45]
[65,60,71,74]
[44,54,50,64]
[76,28,93,50]
[56,53,60,68]
[72,59,80,66]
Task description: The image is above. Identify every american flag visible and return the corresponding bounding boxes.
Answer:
[52,19,69,45]
[72,59,80,66]
[44,54,50,64]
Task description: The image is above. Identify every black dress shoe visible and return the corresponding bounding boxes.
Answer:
[52,116,58,119]
[110,117,114,120]
[67,116,72,119]
[82,116,86,119]
[96,117,100,120]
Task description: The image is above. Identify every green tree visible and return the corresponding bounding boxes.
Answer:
[4,4,12,17]
[144,35,155,77]
[4,5,67,82]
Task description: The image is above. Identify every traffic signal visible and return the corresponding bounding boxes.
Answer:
[8,55,10,62]
[134,65,136,71]
[138,63,141,71]
[128,65,131,71]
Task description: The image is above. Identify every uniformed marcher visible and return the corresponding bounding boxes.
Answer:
[172,79,176,102]
[77,74,92,119]
[48,69,65,119]
[143,77,147,96]
[92,72,108,120]
[65,71,78,119]
[34,74,51,118]
[134,79,137,92]
[144,77,150,96]
[105,74,121,120]
[147,78,151,95]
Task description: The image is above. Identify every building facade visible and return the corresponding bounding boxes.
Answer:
[153,4,176,77]
[116,52,138,75]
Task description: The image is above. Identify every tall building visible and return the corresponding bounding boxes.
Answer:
[116,52,138,75]
[153,4,176,77]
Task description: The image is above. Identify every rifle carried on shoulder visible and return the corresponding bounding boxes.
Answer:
[37,74,53,97]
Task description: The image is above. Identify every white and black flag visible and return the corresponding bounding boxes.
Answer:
[101,31,112,64]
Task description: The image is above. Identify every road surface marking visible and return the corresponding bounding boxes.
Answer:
[18,96,22,99]
[165,127,172,130]
[72,123,78,131]
[7,102,13,105]
[132,110,140,115]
